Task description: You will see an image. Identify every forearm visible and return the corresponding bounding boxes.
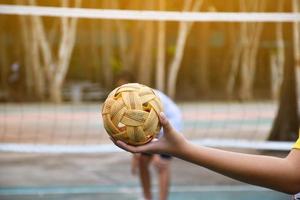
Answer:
[175,141,300,194]
[113,113,300,194]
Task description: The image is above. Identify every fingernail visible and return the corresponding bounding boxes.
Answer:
[159,112,166,118]
[159,112,167,124]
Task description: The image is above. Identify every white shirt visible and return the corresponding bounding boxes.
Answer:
[155,90,183,137]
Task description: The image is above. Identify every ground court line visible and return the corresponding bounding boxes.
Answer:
[0,185,281,195]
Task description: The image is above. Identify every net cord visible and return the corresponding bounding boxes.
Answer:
[0,5,300,22]
[0,139,293,154]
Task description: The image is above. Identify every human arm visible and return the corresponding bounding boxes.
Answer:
[177,141,300,194]
[113,113,300,194]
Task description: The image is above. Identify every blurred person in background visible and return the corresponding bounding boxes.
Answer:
[114,71,183,200]
[8,61,21,102]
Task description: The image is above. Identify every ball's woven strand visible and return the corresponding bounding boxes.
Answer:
[102,83,163,146]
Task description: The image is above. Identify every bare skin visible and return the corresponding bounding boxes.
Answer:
[112,112,300,195]
[152,155,170,200]
[131,154,170,200]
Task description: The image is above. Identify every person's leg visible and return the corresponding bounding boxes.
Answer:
[153,154,171,200]
[139,153,153,200]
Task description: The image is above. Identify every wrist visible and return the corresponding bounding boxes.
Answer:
[171,137,190,158]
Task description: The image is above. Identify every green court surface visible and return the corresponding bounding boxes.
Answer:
[0,185,290,200]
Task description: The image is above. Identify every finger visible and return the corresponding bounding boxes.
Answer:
[110,137,124,150]
[115,140,143,153]
[109,137,117,144]
[159,112,173,134]
[116,140,158,154]
[110,137,134,153]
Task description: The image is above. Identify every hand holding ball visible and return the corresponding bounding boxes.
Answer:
[102,83,163,146]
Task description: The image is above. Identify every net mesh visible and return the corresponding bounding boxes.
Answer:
[0,101,293,153]
[0,5,296,153]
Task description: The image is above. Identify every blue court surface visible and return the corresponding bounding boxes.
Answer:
[0,185,290,200]
[0,103,292,200]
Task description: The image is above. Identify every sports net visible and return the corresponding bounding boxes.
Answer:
[0,4,297,153]
[0,102,294,153]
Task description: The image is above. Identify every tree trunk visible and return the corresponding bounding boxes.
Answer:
[226,22,242,98]
[137,1,155,86]
[31,24,45,100]
[29,0,81,103]
[127,22,142,74]
[52,0,80,103]
[270,1,284,100]
[0,22,8,91]
[293,0,300,101]
[101,0,113,88]
[269,46,299,141]
[19,13,45,100]
[167,0,203,98]
[227,42,242,97]
[19,14,34,98]
[194,22,210,96]
[29,0,53,83]
[269,0,299,140]
[238,0,264,100]
[49,81,62,103]
[17,0,46,100]
[239,20,251,99]
[30,14,48,100]
[101,21,113,87]
[90,19,101,82]
[155,0,166,92]
[116,26,129,71]
[114,0,141,72]
[248,21,264,86]
[116,22,129,71]
[137,21,154,85]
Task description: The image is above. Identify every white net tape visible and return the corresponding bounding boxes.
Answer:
[0,140,294,154]
[0,5,300,22]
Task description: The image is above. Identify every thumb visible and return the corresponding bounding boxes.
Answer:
[159,112,173,134]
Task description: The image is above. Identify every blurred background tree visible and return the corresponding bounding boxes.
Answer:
[0,0,299,140]
[0,0,298,124]
[0,0,296,102]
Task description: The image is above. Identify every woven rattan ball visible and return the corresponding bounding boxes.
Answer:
[102,83,163,146]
